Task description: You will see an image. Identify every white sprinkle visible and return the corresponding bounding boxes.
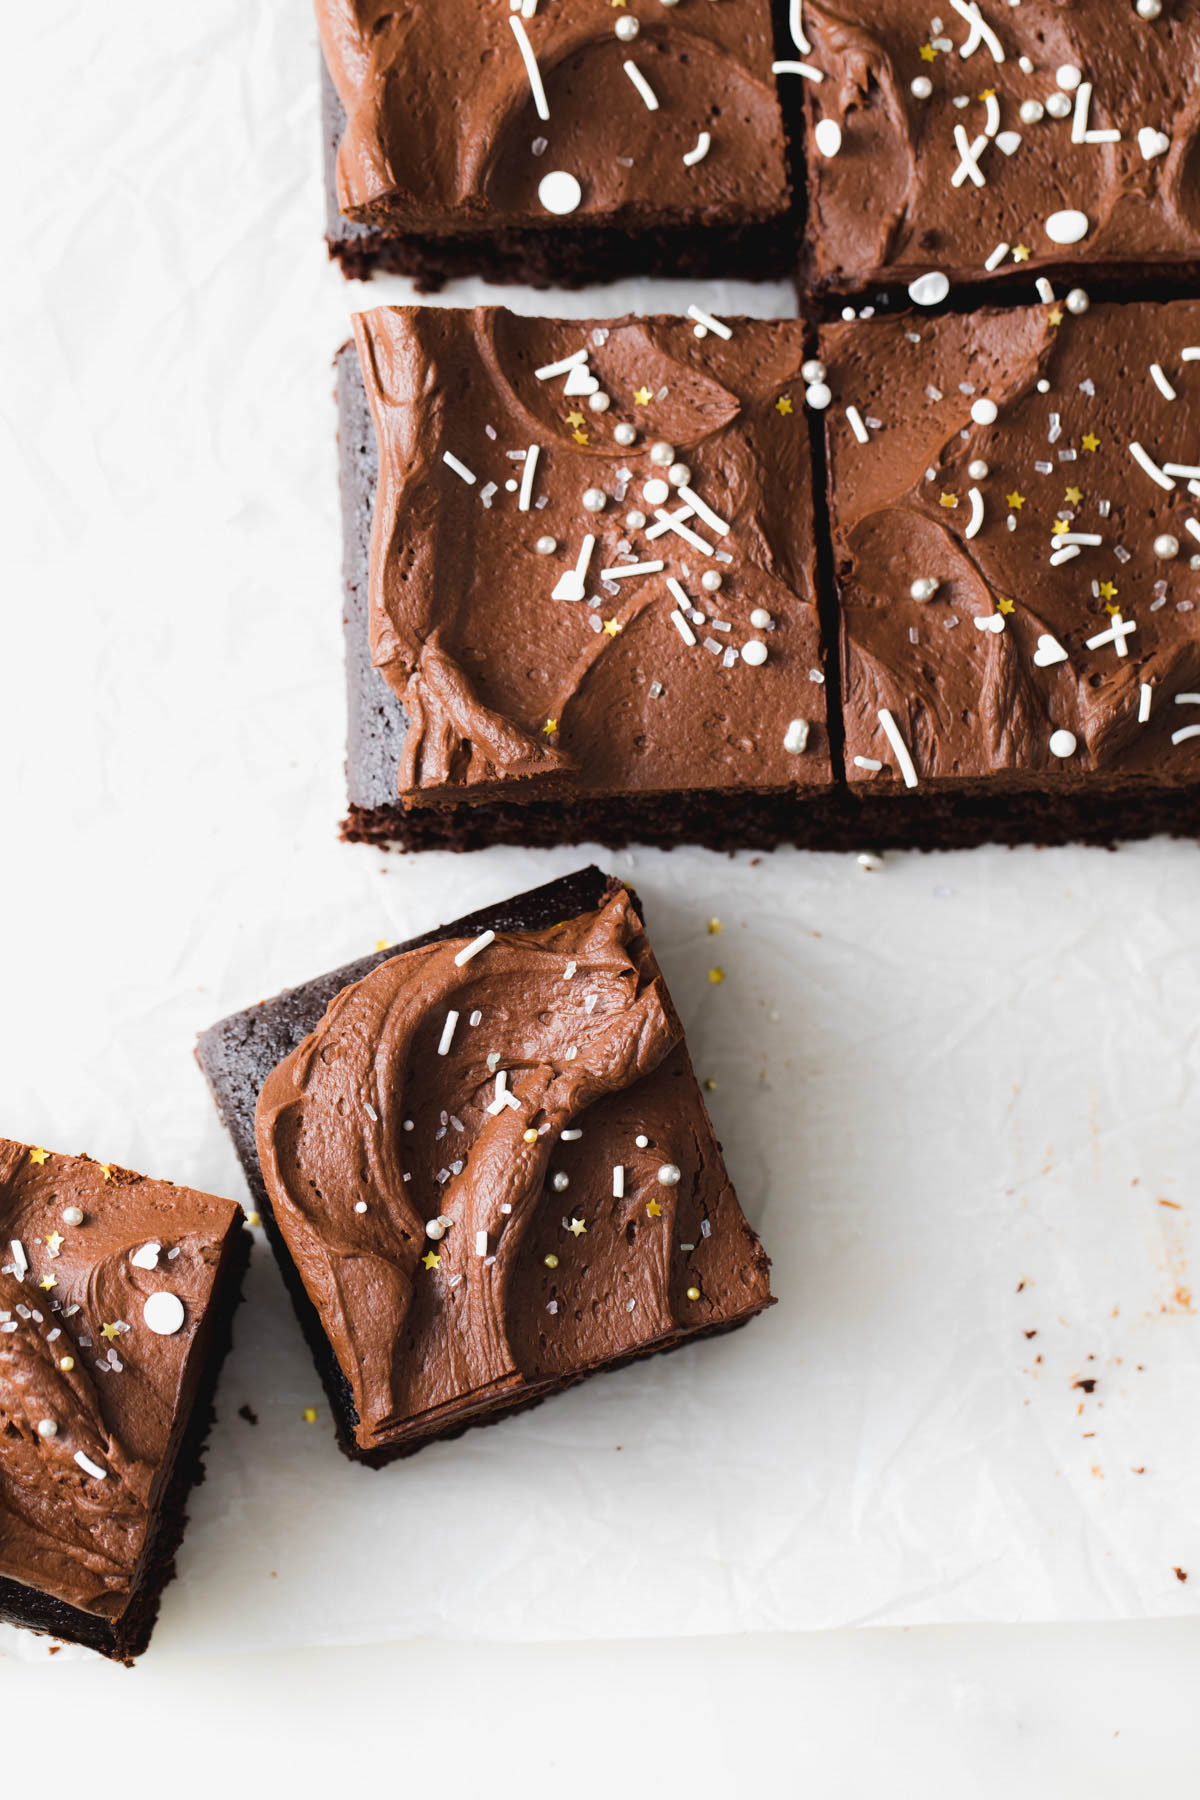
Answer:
[814,117,843,157]
[1139,683,1153,723]
[1085,615,1136,656]
[599,560,663,580]
[143,1291,186,1336]
[613,1165,625,1199]
[517,444,540,511]
[1070,80,1091,143]
[1051,532,1103,547]
[510,14,550,120]
[846,405,869,444]
[9,1241,27,1277]
[623,60,659,109]
[877,708,918,788]
[1044,209,1090,246]
[951,126,987,189]
[741,639,768,667]
[788,0,811,52]
[983,92,1001,137]
[475,1230,489,1259]
[950,0,1005,61]
[772,60,824,82]
[442,451,477,485]
[1171,725,1200,746]
[437,1011,459,1056]
[1177,693,1200,705]
[686,305,732,340]
[1048,546,1081,566]
[965,487,985,539]
[670,610,697,646]
[130,1242,161,1271]
[996,131,1021,157]
[648,506,714,554]
[984,241,1010,271]
[657,1163,682,1187]
[553,533,597,602]
[783,719,810,755]
[535,348,589,381]
[1035,277,1055,304]
[1150,363,1178,402]
[682,132,711,167]
[1129,441,1177,490]
[1048,728,1077,759]
[854,756,884,772]
[908,271,950,307]
[74,1451,108,1480]
[1165,465,1200,479]
[454,930,495,966]
[1182,349,1200,363]
[676,485,731,538]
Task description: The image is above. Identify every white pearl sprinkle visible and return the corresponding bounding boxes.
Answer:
[615,13,639,39]
[1019,99,1045,125]
[425,1218,446,1241]
[1045,208,1090,245]
[701,570,722,592]
[1154,533,1180,559]
[910,577,940,602]
[552,1172,570,1192]
[625,510,647,530]
[801,359,826,384]
[657,1163,682,1186]
[1045,92,1073,120]
[1066,287,1090,315]
[749,607,773,628]
[970,398,998,425]
[814,117,843,157]
[968,459,989,480]
[61,1207,84,1227]
[37,1419,57,1440]
[535,535,557,554]
[643,477,670,506]
[667,463,691,487]
[582,487,607,513]
[588,391,611,413]
[911,75,933,99]
[538,170,583,215]
[805,381,832,410]
[649,440,675,467]
[613,422,637,447]
[636,1134,650,1148]
[1049,729,1078,759]
[143,1291,186,1336]
[741,638,768,666]
[1137,0,1163,15]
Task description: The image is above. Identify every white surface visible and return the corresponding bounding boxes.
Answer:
[3,0,1200,1771]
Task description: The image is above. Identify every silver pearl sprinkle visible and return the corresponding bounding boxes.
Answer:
[615,13,639,38]
[1136,0,1162,18]
[668,462,691,487]
[657,1162,682,1186]
[613,422,637,447]
[552,1171,570,1192]
[968,459,989,480]
[37,1419,58,1440]
[582,488,607,513]
[625,510,647,530]
[801,358,827,384]
[62,1206,84,1227]
[535,535,557,555]
[1154,533,1180,559]
[700,570,722,592]
[588,391,611,413]
[1019,99,1045,125]
[1066,287,1090,315]
[648,440,675,467]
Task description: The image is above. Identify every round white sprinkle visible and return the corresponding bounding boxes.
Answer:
[701,570,722,592]
[968,459,989,480]
[749,607,773,628]
[552,1172,570,1192]
[613,422,637,447]
[657,1163,682,1186]
[1154,533,1180,559]
[668,462,691,487]
[615,13,639,39]
[582,487,607,513]
[1045,209,1090,245]
[801,358,826,384]
[857,851,885,873]
[635,1134,650,1149]
[61,1206,84,1227]
[1066,287,1090,315]
[538,171,583,215]
[143,1291,186,1336]
[588,391,611,413]
[1045,92,1073,119]
[425,1218,447,1241]
[1049,729,1078,759]
[625,509,647,529]
[908,270,950,307]
[643,477,670,505]
[741,638,769,666]
[970,398,998,425]
[805,381,832,410]
[535,535,557,554]
[1137,0,1163,15]
[1019,99,1045,124]
[1036,379,1051,393]
[37,1419,58,1440]
[910,577,940,602]
[505,479,518,492]
[911,75,933,99]
[353,1200,369,1215]
[649,440,675,467]
[814,117,842,157]
[1055,63,1082,91]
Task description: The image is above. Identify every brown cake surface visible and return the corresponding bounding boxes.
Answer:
[821,297,1200,799]
[800,0,1200,293]
[350,304,831,827]
[0,1141,246,1658]
[249,877,772,1458]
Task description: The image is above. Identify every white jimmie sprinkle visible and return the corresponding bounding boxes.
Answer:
[683,132,712,166]
[454,930,495,966]
[846,405,870,443]
[1129,441,1176,490]
[772,59,824,81]
[878,708,919,788]
[518,444,539,510]
[437,1011,460,1056]
[1139,683,1154,723]
[509,14,550,121]
[1150,363,1178,402]
[443,451,477,485]
[623,60,659,110]
[687,305,732,340]
[74,1452,108,1480]
[535,348,589,381]
[613,1165,625,1198]
[676,485,731,537]
[599,560,663,580]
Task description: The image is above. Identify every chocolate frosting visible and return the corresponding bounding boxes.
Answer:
[316,0,788,235]
[255,887,772,1451]
[821,299,1200,787]
[0,1143,241,1618]
[352,305,831,809]
[802,0,1200,289]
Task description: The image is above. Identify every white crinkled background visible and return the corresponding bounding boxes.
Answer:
[2,0,1199,1660]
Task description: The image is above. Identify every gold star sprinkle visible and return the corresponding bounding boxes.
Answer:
[1081,433,1101,453]
[566,410,585,428]
[421,1250,441,1271]
[1053,518,1071,535]
[776,395,794,416]
[38,1276,56,1292]
[919,42,937,60]
[997,596,1016,615]
[1065,486,1083,506]
[100,1164,112,1181]
[707,918,723,935]
[1099,580,1119,603]
[568,1217,587,1237]
[247,1211,261,1228]
[1006,490,1025,510]
[101,1323,120,1342]
[979,87,996,100]
[708,967,726,984]
[1048,308,1064,326]
[28,1147,47,1167]
[543,717,559,735]
[1012,244,1031,263]
[634,386,653,407]
[646,1199,663,1218]
[572,427,590,446]
[612,0,627,7]
[302,1407,318,1424]
[602,617,621,637]
[45,1232,64,1258]
[374,939,389,952]
[939,491,959,509]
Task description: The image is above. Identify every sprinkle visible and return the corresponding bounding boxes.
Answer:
[475,1230,488,1258]
[682,132,711,167]
[143,1291,186,1336]
[783,719,810,755]
[909,271,950,307]
[1178,694,1200,706]
[854,755,884,771]
[814,117,843,157]
[1172,725,1200,745]
[951,126,987,189]
[965,487,985,539]
[61,1206,84,1227]
[568,1217,587,1237]
[536,349,589,381]
[509,14,550,120]
[878,708,918,788]
[517,444,540,511]
[599,559,663,580]
[623,60,659,109]
[27,1147,48,1167]
[1048,546,1081,566]
[613,1165,625,1199]
[686,1286,702,1302]
[1051,532,1103,548]
[1137,684,1154,723]
[1150,363,1178,402]
[1085,614,1136,657]
[648,506,714,554]
[437,1011,459,1056]
[657,1163,682,1186]
[950,0,1005,61]
[788,0,811,51]
[846,405,870,444]
[74,1451,108,1480]
[442,451,477,485]
[9,1241,27,1276]
[675,486,731,537]
[1128,441,1176,490]
[454,929,495,966]
[772,59,824,81]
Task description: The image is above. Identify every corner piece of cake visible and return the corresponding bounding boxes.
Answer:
[338,304,836,852]
[196,868,773,1466]
[0,1142,249,1662]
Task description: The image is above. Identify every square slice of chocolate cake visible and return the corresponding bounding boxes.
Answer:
[338,304,837,852]
[196,867,774,1466]
[0,1143,249,1662]
[317,1,796,287]
[820,296,1200,847]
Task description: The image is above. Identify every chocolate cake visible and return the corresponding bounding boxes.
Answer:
[799,0,1200,298]
[338,304,838,852]
[318,0,796,288]
[820,295,1200,845]
[196,867,774,1467]
[0,1142,249,1662]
